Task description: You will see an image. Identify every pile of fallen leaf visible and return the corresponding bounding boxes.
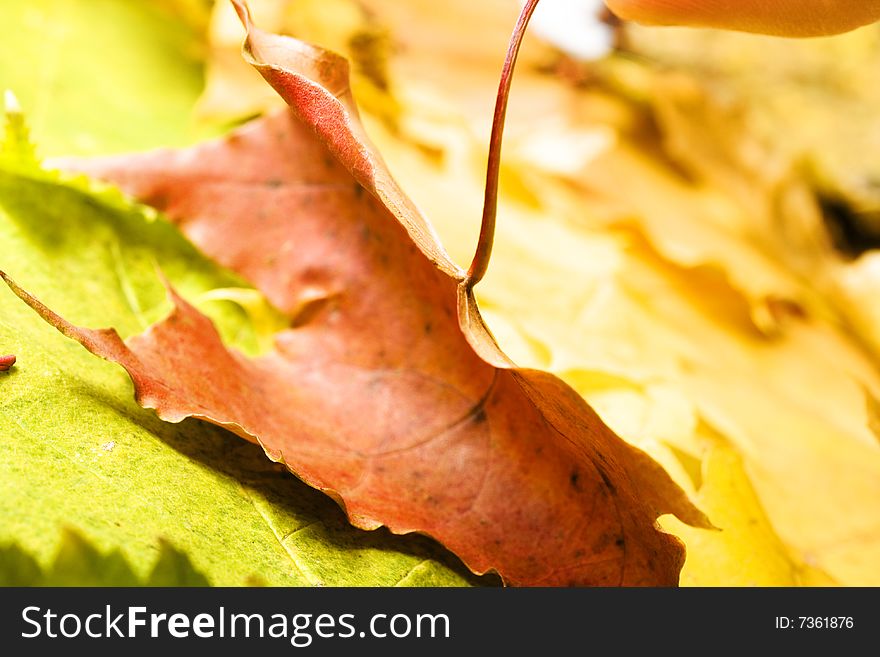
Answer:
[1,0,878,586]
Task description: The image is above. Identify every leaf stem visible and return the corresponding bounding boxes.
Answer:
[465,0,541,288]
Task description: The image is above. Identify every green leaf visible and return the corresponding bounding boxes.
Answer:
[0,108,488,587]
[0,0,215,156]
[0,543,43,586]
[147,539,213,587]
[0,529,209,586]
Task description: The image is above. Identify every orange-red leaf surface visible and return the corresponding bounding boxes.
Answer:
[13,1,710,585]
[606,0,880,37]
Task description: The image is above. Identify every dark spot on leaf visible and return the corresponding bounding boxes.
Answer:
[424,321,433,335]
[595,464,615,494]
[472,408,487,424]
[353,184,364,198]
[615,537,625,548]
[266,178,283,188]
[570,469,580,490]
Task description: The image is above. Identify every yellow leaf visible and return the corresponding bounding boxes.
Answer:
[660,437,837,587]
